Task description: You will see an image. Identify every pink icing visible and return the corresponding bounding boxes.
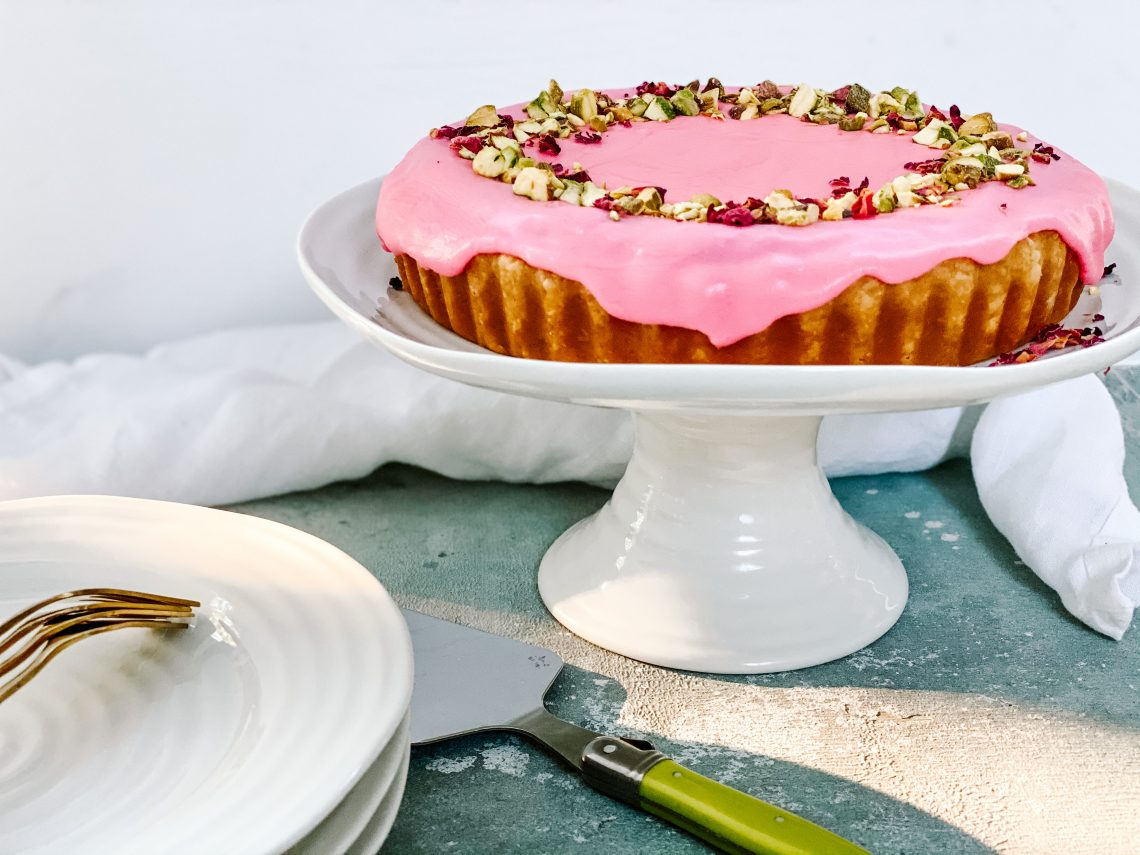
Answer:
[376,102,1114,347]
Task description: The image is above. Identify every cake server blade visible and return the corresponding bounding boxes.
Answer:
[403,608,868,855]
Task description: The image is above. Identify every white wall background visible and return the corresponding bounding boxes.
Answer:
[2,0,1137,362]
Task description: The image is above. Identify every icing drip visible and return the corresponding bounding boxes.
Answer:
[377,105,1113,347]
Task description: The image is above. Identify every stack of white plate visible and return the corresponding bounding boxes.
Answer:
[0,496,414,855]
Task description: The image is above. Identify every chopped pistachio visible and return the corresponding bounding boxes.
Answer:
[628,98,649,118]
[465,104,499,128]
[957,112,995,136]
[868,92,901,119]
[776,204,819,226]
[822,192,857,221]
[912,119,950,147]
[873,186,897,213]
[736,87,759,107]
[609,210,621,221]
[955,142,987,158]
[669,200,708,221]
[500,146,520,168]
[689,193,721,207]
[838,113,867,132]
[942,156,984,188]
[1007,174,1035,189]
[995,162,1026,179]
[540,117,561,134]
[845,83,872,115]
[787,84,818,118]
[587,116,608,133]
[764,189,798,210]
[611,104,635,122]
[636,187,664,211]
[569,89,599,122]
[558,180,583,205]
[471,146,505,177]
[512,167,552,201]
[670,88,701,116]
[759,98,785,114]
[526,93,554,120]
[580,182,607,208]
[891,175,917,207]
[739,104,759,121]
[982,130,1014,150]
[615,195,645,214]
[566,113,585,128]
[1016,131,1029,142]
[547,79,564,104]
[644,96,677,122]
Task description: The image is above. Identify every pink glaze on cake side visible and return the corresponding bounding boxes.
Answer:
[376,106,1113,348]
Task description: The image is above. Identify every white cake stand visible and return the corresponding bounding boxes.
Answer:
[299,177,1140,673]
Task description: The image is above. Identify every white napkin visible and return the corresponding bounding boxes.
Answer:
[1,320,1136,638]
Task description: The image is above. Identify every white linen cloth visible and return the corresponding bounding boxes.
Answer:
[1,320,1137,639]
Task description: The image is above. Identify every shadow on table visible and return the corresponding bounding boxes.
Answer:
[377,662,993,855]
[237,462,1138,730]
[698,460,1140,730]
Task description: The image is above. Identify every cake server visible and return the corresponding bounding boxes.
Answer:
[403,609,868,855]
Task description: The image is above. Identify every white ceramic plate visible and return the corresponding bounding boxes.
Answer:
[0,496,413,855]
[291,713,410,855]
[299,176,1140,415]
[346,747,410,855]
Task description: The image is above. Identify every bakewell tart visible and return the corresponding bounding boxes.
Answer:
[375,80,1115,365]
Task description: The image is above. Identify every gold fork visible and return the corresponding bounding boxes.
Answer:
[0,589,200,704]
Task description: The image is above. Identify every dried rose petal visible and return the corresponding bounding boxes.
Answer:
[498,114,515,130]
[561,167,592,182]
[636,81,676,97]
[573,129,602,144]
[851,192,877,219]
[718,205,754,227]
[903,158,945,175]
[990,322,1105,365]
[537,134,561,155]
[948,104,964,131]
[450,136,484,155]
[1032,142,1061,163]
[432,125,460,139]
[927,105,948,122]
[855,176,870,192]
[593,196,617,211]
[829,176,850,187]
[830,85,851,103]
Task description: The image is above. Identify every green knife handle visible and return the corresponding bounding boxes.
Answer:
[638,759,869,855]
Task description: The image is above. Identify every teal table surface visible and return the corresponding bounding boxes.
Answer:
[233,371,1140,855]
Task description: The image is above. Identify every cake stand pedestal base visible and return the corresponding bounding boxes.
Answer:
[538,412,908,673]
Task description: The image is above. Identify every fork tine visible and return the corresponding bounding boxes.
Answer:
[0,589,200,639]
[0,618,191,704]
[0,603,195,679]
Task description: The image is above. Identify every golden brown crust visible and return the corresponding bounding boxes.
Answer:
[394,231,1083,365]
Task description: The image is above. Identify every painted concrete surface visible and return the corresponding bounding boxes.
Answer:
[235,374,1140,855]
